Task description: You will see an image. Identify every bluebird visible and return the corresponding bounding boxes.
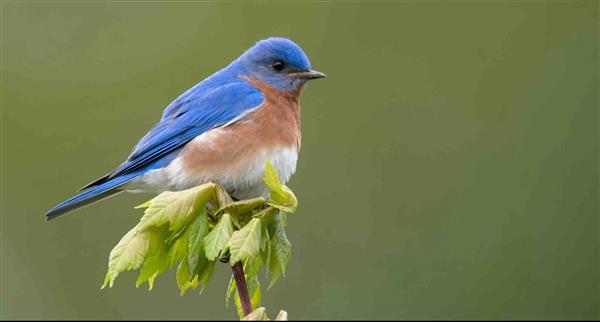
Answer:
[45,37,325,220]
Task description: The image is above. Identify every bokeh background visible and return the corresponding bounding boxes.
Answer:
[1,1,598,320]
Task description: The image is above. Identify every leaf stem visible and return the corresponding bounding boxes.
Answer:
[232,261,252,317]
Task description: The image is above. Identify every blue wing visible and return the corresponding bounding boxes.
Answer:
[110,81,264,179]
[47,79,263,220]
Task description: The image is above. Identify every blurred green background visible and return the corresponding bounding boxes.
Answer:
[1,1,598,320]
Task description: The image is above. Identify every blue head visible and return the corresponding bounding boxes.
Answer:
[233,37,325,92]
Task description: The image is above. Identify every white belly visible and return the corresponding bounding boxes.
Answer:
[124,147,298,199]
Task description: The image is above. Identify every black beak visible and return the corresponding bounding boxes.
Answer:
[289,70,327,80]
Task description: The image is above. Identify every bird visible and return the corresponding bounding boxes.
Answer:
[45,37,325,221]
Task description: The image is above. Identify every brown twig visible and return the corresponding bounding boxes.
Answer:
[232,261,252,317]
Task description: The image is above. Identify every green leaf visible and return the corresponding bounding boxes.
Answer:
[139,183,215,233]
[168,228,189,267]
[135,226,171,290]
[260,227,271,272]
[102,228,149,289]
[187,208,209,267]
[190,246,215,294]
[263,160,297,213]
[215,184,234,208]
[203,213,234,261]
[244,255,263,278]
[196,260,215,294]
[218,197,266,217]
[177,251,214,296]
[226,274,236,307]
[176,258,198,296]
[227,218,262,265]
[259,227,271,278]
[253,207,278,226]
[102,179,296,319]
[219,197,267,228]
[134,200,152,209]
[174,208,212,296]
[267,212,291,289]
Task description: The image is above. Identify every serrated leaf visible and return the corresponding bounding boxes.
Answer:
[139,183,215,233]
[267,212,291,289]
[204,213,234,261]
[269,186,297,213]
[218,197,266,217]
[260,226,269,252]
[244,255,263,279]
[168,229,189,267]
[260,228,270,276]
[228,218,262,265]
[196,260,215,294]
[102,228,149,289]
[135,226,171,290]
[190,245,215,294]
[263,160,297,213]
[176,258,198,296]
[268,262,283,290]
[177,248,214,296]
[187,208,209,266]
[102,179,296,318]
[219,197,267,229]
[253,207,278,226]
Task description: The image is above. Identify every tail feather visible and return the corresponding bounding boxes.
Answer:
[45,172,139,221]
[78,172,111,192]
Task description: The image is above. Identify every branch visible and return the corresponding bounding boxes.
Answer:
[101,160,297,319]
[232,261,252,317]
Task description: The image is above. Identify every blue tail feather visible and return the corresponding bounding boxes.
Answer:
[45,172,139,221]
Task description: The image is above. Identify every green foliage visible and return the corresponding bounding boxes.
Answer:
[264,161,297,213]
[227,218,262,265]
[101,160,298,319]
[204,213,234,261]
[267,211,292,289]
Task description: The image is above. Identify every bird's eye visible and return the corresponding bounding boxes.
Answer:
[272,60,285,72]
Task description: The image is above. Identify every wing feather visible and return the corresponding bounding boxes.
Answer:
[82,80,263,190]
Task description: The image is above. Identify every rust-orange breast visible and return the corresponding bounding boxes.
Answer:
[155,77,303,198]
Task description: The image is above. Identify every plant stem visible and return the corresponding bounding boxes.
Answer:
[232,261,252,317]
